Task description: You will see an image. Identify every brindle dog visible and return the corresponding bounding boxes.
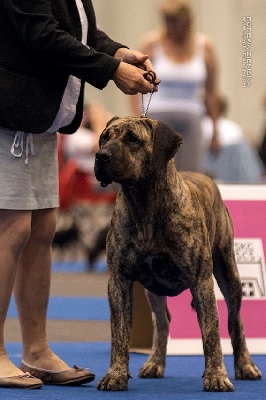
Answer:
[94,117,261,392]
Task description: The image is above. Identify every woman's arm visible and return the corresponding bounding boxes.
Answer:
[1,0,122,89]
[204,36,220,154]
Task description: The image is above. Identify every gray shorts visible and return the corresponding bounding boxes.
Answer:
[0,127,59,210]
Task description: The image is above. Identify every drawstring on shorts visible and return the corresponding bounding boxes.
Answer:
[11,131,35,165]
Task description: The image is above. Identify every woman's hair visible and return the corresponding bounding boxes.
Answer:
[159,0,195,44]
[159,0,193,17]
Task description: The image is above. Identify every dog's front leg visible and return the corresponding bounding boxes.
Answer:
[139,291,169,378]
[97,274,133,391]
[191,278,234,392]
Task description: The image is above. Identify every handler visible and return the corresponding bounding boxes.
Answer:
[0,0,159,389]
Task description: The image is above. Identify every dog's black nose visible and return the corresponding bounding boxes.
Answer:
[95,149,112,163]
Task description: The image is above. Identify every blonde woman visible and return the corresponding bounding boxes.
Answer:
[130,0,220,172]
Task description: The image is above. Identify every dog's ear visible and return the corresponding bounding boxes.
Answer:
[150,119,183,168]
[98,117,120,148]
[105,116,120,128]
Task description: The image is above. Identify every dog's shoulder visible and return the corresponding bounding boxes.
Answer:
[179,171,222,202]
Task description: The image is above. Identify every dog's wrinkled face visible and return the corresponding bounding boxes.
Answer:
[94,117,183,187]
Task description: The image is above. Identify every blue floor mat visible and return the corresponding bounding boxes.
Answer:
[52,259,107,273]
[7,297,109,320]
[2,342,266,400]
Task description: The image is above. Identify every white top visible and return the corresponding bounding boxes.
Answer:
[64,127,96,172]
[46,0,89,133]
[149,34,207,115]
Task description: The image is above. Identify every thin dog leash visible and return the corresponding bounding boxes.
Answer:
[141,71,158,118]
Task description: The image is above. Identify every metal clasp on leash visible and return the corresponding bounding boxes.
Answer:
[141,71,158,118]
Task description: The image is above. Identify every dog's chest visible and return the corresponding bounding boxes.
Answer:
[138,252,188,297]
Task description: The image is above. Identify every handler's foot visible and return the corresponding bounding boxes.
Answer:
[0,354,43,389]
[20,348,95,386]
[21,348,70,371]
[0,354,23,378]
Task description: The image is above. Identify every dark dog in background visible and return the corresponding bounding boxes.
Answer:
[53,223,79,248]
[94,116,261,392]
[52,222,107,271]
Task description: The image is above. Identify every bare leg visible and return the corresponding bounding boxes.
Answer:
[0,209,31,377]
[14,208,69,370]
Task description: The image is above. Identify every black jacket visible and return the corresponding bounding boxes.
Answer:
[0,0,126,133]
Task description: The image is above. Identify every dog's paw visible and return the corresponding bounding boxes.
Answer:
[139,362,164,379]
[204,375,234,392]
[97,374,128,391]
[235,363,262,380]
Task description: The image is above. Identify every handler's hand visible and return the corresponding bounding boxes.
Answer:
[113,48,160,94]
[113,62,157,95]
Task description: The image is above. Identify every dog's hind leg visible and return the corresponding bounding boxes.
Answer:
[213,244,262,381]
[138,290,169,378]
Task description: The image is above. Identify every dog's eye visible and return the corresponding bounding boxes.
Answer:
[100,131,109,144]
[126,132,139,143]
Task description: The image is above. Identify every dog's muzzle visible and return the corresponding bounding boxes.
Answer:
[94,148,114,187]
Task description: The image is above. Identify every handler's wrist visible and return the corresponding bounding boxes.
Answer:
[114,47,129,60]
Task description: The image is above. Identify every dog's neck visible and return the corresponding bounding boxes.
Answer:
[119,160,184,212]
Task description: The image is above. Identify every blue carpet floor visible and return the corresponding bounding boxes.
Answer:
[52,260,107,273]
[7,296,110,320]
[2,342,266,400]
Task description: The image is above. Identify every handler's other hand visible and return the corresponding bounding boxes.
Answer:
[114,48,150,68]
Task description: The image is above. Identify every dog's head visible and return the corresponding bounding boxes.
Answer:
[94,117,183,187]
